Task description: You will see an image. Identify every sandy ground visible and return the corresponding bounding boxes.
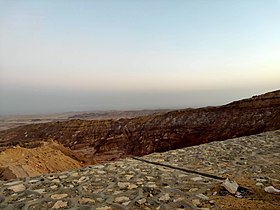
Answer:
[0,141,84,180]
[208,177,280,210]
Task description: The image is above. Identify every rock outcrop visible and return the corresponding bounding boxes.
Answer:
[0,90,279,163]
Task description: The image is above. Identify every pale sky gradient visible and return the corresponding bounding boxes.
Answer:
[0,0,280,115]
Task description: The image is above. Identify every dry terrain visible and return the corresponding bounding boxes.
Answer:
[0,90,279,180]
[0,141,84,180]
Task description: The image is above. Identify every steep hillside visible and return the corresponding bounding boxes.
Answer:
[0,90,279,163]
[0,141,84,180]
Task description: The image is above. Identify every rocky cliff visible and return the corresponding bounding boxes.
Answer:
[0,90,279,163]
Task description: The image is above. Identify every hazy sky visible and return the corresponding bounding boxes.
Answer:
[0,0,280,115]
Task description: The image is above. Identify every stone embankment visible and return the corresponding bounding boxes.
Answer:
[0,130,279,209]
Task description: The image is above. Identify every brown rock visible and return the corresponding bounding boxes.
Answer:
[0,90,279,176]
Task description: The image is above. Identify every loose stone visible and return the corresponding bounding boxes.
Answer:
[122,201,130,206]
[192,199,201,207]
[127,183,137,190]
[33,189,45,194]
[52,200,68,209]
[0,196,5,203]
[78,197,95,204]
[4,181,22,186]
[137,198,146,205]
[191,176,203,181]
[115,196,130,203]
[125,175,134,180]
[264,186,280,194]
[256,182,264,187]
[96,207,111,210]
[209,200,215,205]
[7,184,26,192]
[117,182,130,189]
[159,193,170,201]
[196,193,209,200]
[222,178,238,194]
[78,176,89,183]
[51,194,68,199]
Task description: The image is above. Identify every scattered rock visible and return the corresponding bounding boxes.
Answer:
[192,199,201,207]
[128,183,137,190]
[209,200,215,205]
[115,196,130,203]
[51,179,60,183]
[264,186,280,194]
[33,189,45,194]
[51,194,68,199]
[29,179,39,183]
[256,178,268,183]
[112,190,122,195]
[159,193,170,201]
[78,197,95,204]
[122,201,130,206]
[147,182,157,188]
[196,193,209,200]
[256,182,264,187]
[96,207,111,210]
[7,184,26,192]
[125,175,134,180]
[191,176,203,181]
[50,185,58,189]
[4,181,22,186]
[0,196,5,203]
[137,198,146,205]
[47,175,57,180]
[52,200,68,209]
[78,176,89,183]
[222,178,238,194]
[235,191,243,198]
[117,182,130,189]
[189,188,199,192]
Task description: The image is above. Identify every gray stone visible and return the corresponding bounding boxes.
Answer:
[159,193,170,201]
[196,193,209,200]
[78,176,89,183]
[137,198,146,205]
[222,178,238,194]
[256,182,264,187]
[7,184,26,192]
[33,189,45,194]
[192,199,201,207]
[52,200,68,209]
[0,196,5,203]
[264,186,280,194]
[117,182,130,189]
[191,176,203,181]
[4,181,22,186]
[115,196,130,203]
[51,194,68,199]
[96,207,111,210]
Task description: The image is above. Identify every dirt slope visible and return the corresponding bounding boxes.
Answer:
[0,141,83,180]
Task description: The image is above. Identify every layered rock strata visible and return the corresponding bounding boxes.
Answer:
[0,90,279,163]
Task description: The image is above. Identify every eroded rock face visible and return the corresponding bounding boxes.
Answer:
[0,142,84,180]
[0,90,279,162]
